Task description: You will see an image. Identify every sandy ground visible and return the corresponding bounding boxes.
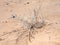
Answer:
[0,0,60,45]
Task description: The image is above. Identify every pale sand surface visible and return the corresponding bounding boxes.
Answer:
[0,0,60,45]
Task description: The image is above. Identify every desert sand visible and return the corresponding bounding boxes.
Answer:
[0,0,60,45]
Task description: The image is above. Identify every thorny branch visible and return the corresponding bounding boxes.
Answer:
[16,7,46,42]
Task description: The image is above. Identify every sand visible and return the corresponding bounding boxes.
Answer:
[0,0,60,45]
